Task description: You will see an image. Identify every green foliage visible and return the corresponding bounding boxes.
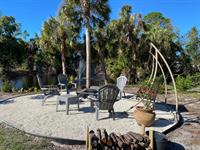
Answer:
[185,27,200,72]
[144,12,170,28]
[0,5,199,91]
[68,75,76,83]
[62,0,110,29]
[138,75,165,94]
[106,57,127,82]
[152,75,165,93]
[190,72,200,84]
[40,11,81,74]
[176,75,195,91]
[144,12,178,64]
[104,5,146,83]
[35,50,56,73]
[18,87,39,93]
[138,78,150,87]
[1,80,14,92]
[137,86,156,110]
[0,16,28,72]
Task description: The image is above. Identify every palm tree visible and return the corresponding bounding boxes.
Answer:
[144,12,178,68]
[61,0,110,88]
[93,27,109,84]
[41,17,66,74]
[41,14,79,75]
[185,27,200,71]
[107,6,145,83]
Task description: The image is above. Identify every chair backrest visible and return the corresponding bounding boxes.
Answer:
[116,75,127,92]
[57,74,67,86]
[98,85,120,110]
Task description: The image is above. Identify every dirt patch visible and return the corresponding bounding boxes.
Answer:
[166,97,200,150]
[125,87,200,150]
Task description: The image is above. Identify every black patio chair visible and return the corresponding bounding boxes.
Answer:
[89,84,121,120]
[36,74,60,105]
[57,74,77,94]
[57,74,69,94]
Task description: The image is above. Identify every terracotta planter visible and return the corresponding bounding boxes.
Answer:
[133,106,155,127]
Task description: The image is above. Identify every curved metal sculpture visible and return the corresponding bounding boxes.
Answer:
[149,43,178,113]
[150,52,168,103]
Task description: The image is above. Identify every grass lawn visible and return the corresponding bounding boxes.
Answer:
[0,123,55,150]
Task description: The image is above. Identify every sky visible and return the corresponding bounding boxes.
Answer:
[0,0,199,39]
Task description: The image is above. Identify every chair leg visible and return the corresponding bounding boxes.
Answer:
[42,95,47,106]
[112,109,115,120]
[56,97,59,112]
[66,86,69,94]
[123,91,126,97]
[108,110,112,118]
[96,107,99,120]
[90,101,94,108]
[77,98,79,111]
[66,99,69,115]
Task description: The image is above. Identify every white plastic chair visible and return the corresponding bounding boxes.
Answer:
[116,75,127,97]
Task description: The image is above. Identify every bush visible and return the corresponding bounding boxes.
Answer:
[106,57,128,82]
[1,80,14,92]
[138,75,165,93]
[176,75,195,91]
[190,72,200,85]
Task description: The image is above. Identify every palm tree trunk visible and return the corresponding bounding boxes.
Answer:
[80,0,91,88]
[128,44,138,83]
[86,25,91,88]
[61,43,66,75]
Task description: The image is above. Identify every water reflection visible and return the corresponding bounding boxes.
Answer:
[0,74,58,91]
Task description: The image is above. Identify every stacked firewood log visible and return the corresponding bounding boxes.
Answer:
[89,129,150,150]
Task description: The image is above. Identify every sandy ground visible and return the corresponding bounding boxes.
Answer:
[0,92,176,142]
[0,94,137,141]
[1,89,200,150]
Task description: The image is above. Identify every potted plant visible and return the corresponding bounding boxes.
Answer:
[133,86,156,127]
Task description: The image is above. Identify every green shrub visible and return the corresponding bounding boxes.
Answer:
[106,57,128,82]
[153,75,165,93]
[189,72,200,85]
[1,80,14,92]
[176,75,195,91]
[18,87,39,93]
[68,75,76,83]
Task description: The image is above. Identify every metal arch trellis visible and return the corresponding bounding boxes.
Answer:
[148,43,178,114]
[149,51,168,103]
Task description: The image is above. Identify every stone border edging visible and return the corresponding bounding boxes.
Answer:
[163,112,181,134]
[156,101,181,134]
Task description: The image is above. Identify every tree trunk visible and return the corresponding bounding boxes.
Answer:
[61,43,66,75]
[86,25,91,88]
[98,50,108,84]
[128,45,138,84]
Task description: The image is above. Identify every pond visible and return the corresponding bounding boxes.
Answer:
[0,74,58,91]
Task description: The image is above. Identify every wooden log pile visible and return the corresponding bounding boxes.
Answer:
[89,129,150,150]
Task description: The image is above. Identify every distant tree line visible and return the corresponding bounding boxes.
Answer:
[0,2,200,85]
